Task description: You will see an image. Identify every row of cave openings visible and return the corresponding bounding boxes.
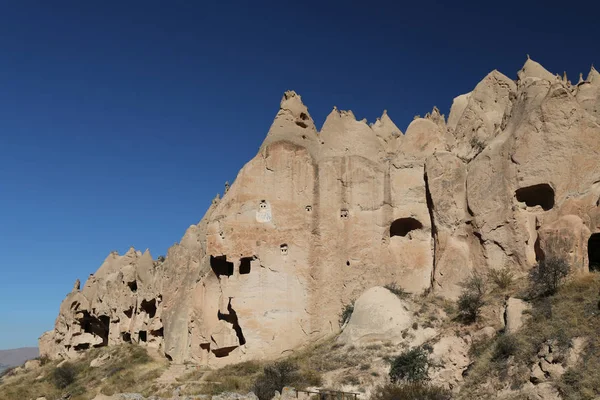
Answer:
[72,298,163,351]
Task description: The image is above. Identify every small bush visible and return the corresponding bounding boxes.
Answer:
[340,302,354,326]
[253,361,303,400]
[461,272,487,296]
[488,267,514,290]
[389,347,429,383]
[493,334,519,361]
[49,363,77,389]
[384,283,409,299]
[457,291,484,324]
[529,255,570,296]
[371,383,451,400]
[157,255,166,262]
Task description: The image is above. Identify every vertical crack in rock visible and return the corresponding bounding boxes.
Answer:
[424,171,437,290]
[217,298,246,346]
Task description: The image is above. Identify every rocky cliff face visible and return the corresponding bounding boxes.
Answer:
[40,59,600,368]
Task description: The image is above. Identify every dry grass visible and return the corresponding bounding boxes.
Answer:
[0,344,167,400]
[458,273,600,399]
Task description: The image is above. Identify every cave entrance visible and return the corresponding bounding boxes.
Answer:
[390,218,423,237]
[515,183,555,211]
[210,255,234,277]
[79,312,110,347]
[588,234,600,272]
[239,257,252,275]
[139,331,147,343]
[140,299,157,318]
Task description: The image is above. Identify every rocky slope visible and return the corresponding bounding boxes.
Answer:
[40,58,600,371]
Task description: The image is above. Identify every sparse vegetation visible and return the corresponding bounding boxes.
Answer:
[457,273,487,324]
[529,255,570,297]
[253,360,321,400]
[157,255,166,262]
[384,282,410,299]
[371,383,451,400]
[389,346,430,383]
[459,273,600,399]
[488,267,515,290]
[50,363,77,389]
[340,302,354,326]
[0,344,167,400]
[469,137,486,153]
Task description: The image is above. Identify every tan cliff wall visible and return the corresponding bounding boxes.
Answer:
[40,59,600,368]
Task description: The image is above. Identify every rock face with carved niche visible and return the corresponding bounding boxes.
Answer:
[40,59,600,368]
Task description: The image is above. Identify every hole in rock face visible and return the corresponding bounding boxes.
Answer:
[124,307,134,318]
[122,332,132,343]
[305,205,312,212]
[280,244,288,255]
[295,121,308,128]
[139,331,147,343]
[240,257,253,274]
[589,233,600,272]
[127,280,138,292]
[78,312,110,347]
[210,255,234,277]
[346,261,350,266]
[150,328,163,338]
[165,353,173,361]
[300,112,309,120]
[259,200,267,209]
[340,209,349,218]
[140,299,157,318]
[390,218,423,237]
[515,184,555,211]
[74,343,90,351]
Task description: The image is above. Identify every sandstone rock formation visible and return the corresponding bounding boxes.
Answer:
[40,59,600,369]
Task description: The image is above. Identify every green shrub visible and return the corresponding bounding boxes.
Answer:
[389,347,429,383]
[340,302,354,326]
[529,255,570,296]
[384,283,409,299]
[371,383,451,400]
[49,363,77,389]
[253,361,304,400]
[488,267,514,290]
[493,334,519,361]
[457,291,484,324]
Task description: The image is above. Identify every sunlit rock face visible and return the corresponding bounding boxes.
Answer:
[40,59,600,367]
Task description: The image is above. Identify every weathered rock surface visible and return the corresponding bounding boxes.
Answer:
[504,297,532,334]
[41,59,600,369]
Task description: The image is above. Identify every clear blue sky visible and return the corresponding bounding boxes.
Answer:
[0,1,598,349]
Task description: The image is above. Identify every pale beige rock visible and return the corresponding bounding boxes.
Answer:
[24,359,41,370]
[40,58,600,373]
[338,286,413,345]
[504,297,531,334]
[430,335,471,391]
[90,353,110,368]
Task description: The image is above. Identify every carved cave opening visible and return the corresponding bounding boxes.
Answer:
[78,312,110,347]
[240,257,253,275]
[127,280,138,292]
[124,307,134,318]
[210,255,234,277]
[139,331,147,343]
[122,332,132,343]
[588,234,600,272]
[150,327,164,338]
[390,218,423,237]
[515,184,555,211]
[140,299,157,318]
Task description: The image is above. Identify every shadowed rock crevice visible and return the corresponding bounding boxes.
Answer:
[239,257,253,274]
[78,312,110,347]
[217,299,246,346]
[515,183,555,210]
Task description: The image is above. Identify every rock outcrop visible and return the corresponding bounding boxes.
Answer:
[40,59,600,369]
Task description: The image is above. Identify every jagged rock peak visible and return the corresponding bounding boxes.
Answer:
[518,57,556,82]
[372,109,403,136]
[424,106,446,128]
[588,65,600,83]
